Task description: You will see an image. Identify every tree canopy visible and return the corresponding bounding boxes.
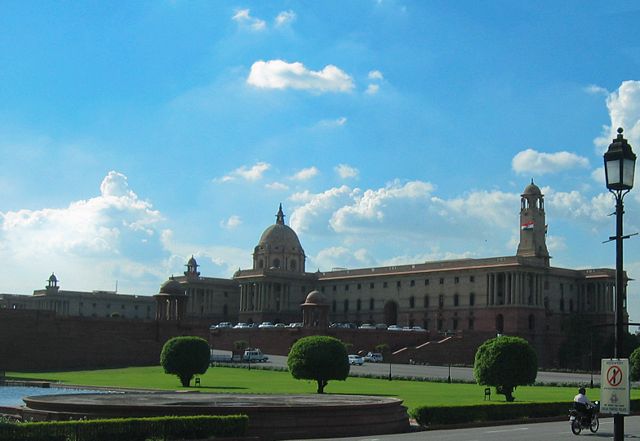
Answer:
[287,336,349,393]
[160,336,210,387]
[473,335,537,402]
[631,346,640,381]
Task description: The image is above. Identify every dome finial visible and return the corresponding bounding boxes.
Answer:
[276,203,285,225]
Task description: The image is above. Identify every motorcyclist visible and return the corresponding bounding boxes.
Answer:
[573,387,594,421]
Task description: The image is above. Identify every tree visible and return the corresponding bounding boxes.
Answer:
[631,346,640,381]
[160,336,210,387]
[473,336,537,402]
[287,336,349,394]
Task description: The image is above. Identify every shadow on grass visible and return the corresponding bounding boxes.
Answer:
[193,386,248,391]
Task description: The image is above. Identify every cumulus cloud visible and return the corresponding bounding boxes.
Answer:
[291,166,319,181]
[545,189,613,222]
[289,185,354,233]
[317,117,347,128]
[232,8,266,31]
[593,80,640,152]
[247,60,354,93]
[368,70,384,80]
[365,84,380,95]
[218,162,270,182]
[274,10,296,27]
[335,164,359,179]
[312,246,373,271]
[0,171,167,294]
[220,215,242,230]
[265,181,289,191]
[512,149,590,175]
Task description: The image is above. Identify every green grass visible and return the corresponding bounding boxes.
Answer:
[9,366,640,411]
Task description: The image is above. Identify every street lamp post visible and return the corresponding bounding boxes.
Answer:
[604,127,636,441]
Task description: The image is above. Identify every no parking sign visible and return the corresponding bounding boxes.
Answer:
[600,358,630,415]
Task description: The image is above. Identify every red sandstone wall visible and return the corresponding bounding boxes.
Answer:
[0,310,210,371]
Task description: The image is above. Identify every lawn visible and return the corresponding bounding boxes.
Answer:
[12,365,637,411]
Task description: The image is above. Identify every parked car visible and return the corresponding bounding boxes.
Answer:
[411,326,427,332]
[233,323,250,329]
[274,323,286,328]
[215,322,233,329]
[243,348,269,362]
[358,323,375,329]
[375,323,388,329]
[288,322,303,328]
[258,322,275,328]
[364,352,384,363]
[348,354,364,366]
[387,325,403,331]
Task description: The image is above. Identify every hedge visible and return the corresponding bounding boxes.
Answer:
[410,399,640,427]
[0,414,248,441]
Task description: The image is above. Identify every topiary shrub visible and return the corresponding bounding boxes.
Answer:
[287,335,349,393]
[160,336,210,387]
[473,335,537,402]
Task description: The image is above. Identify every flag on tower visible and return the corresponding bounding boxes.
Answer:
[521,221,534,230]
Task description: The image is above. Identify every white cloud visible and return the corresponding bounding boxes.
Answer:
[335,164,359,179]
[220,215,242,230]
[218,162,270,182]
[368,70,384,80]
[594,80,640,152]
[317,117,347,128]
[0,171,167,294]
[232,9,266,31]
[585,84,609,96]
[546,235,567,253]
[545,189,613,222]
[365,84,380,95]
[431,190,518,230]
[265,181,289,191]
[312,246,373,271]
[291,166,319,181]
[512,149,590,175]
[274,10,296,27]
[247,60,354,93]
[289,185,354,233]
[330,180,434,233]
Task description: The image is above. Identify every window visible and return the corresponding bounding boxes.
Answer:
[469,293,475,306]
[424,295,429,308]
[273,258,280,269]
[470,276,475,283]
[409,296,415,308]
[425,279,430,286]
[560,296,565,312]
[528,314,535,330]
[332,285,337,292]
[321,287,326,293]
[438,295,444,308]
[396,281,401,288]
[290,259,297,270]
[453,294,459,307]
[544,281,549,290]
[357,299,362,311]
[439,278,444,285]
[369,298,374,310]
[454,277,459,284]
[452,318,458,330]
[410,280,415,287]
[383,282,388,288]
[345,284,349,291]
[437,319,443,331]
[121,304,125,309]
[357,283,362,290]
[468,318,474,330]
[370,282,375,289]
[332,300,337,312]
[344,299,349,312]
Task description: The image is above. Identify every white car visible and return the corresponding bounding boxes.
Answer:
[258,322,275,328]
[348,354,364,366]
[233,323,250,329]
[387,325,403,331]
[411,326,427,332]
[364,352,384,363]
[358,323,375,329]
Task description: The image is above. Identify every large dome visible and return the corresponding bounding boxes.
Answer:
[257,204,304,253]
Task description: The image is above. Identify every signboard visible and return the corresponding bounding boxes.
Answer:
[600,358,630,415]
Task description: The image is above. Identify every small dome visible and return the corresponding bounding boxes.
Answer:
[302,290,328,305]
[523,180,541,196]
[187,255,198,266]
[48,273,57,283]
[159,279,185,296]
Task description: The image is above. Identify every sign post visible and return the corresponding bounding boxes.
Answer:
[601,359,630,415]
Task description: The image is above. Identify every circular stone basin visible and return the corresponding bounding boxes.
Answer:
[22,392,409,440]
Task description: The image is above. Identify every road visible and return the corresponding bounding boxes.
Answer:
[293,416,640,441]
[246,353,600,385]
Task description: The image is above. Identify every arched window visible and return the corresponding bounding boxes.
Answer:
[258,259,264,269]
[273,258,280,269]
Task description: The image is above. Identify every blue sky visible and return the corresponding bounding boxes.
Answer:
[2,1,640,322]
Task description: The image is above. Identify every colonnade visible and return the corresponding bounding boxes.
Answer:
[578,281,615,313]
[239,282,291,312]
[155,296,187,320]
[485,272,542,306]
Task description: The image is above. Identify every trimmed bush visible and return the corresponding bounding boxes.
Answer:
[0,414,248,441]
[287,335,349,394]
[160,336,210,387]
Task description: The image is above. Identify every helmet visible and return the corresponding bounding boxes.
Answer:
[579,387,586,395]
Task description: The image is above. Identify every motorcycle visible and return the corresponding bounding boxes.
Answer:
[569,401,599,435]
